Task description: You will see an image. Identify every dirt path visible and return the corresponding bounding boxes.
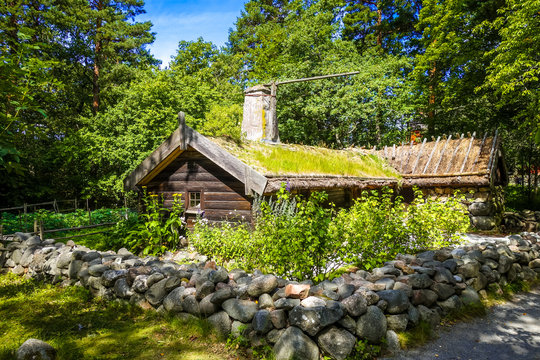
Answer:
[390,285,540,360]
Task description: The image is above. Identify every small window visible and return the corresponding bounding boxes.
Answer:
[189,192,201,208]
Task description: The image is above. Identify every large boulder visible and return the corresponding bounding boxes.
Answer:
[247,275,278,297]
[222,299,258,322]
[16,339,56,360]
[317,326,356,360]
[356,305,387,343]
[376,290,409,314]
[208,311,232,338]
[288,302,343,336]
[274,327,319,360]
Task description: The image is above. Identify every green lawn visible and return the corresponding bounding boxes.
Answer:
[0,273,241,360]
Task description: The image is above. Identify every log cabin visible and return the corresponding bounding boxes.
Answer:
[124,113,398,225]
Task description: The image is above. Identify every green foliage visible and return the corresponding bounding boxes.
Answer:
[126,190,185,256]
[331,188,469,270]
[199,103,243,142]
[346,339,382,360]
[504,185,540,212]
[0,208,131,234]
[191,186,470,281]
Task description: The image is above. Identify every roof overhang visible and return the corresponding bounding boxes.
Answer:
[124,113,268,195]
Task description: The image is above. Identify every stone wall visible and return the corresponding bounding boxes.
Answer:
[422,185,505,231]
[2,232,540,360]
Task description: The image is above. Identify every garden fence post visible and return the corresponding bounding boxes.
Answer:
[34,219,38,233]
[39,220,44,241]
[124,196,128,220]
[23,203,27,232]
[0,225,3,240]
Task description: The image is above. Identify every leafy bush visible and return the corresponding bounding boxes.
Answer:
[191,186,470,281]
[125,190,186,255]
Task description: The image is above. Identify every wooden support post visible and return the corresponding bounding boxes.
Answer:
[34,219,38,233]
[0,225,3,240]
[124,196,128,220]
[75,198,78,210]
[267,82,279,142]
[53,199,58,213]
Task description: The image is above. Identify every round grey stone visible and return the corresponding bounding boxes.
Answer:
[341,293,368,317]
[16,338,56,360]
[317,326,356,360]
[274,326,319,360]
[222,298,258,322]
[356,305,387,343]
[247,275,278,297]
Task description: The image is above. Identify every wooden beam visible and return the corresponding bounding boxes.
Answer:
[411,138,427,174]
[459,132,476,173]
[423,136,441,174]
[487,129,499,174]
[445,133,465,173]
[403,140,415,173]
[433,134,452,174]
[471,132,488,172]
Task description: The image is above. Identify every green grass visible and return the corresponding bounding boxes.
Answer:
[0,273,241,360]
[211,137,399,178]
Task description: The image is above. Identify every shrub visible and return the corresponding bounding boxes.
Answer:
[190,186,470,281]
[126,190,186,255]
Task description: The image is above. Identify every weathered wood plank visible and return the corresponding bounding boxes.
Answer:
[204,201,252,211]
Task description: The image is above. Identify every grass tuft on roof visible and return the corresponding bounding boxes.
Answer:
[210,138,399,178]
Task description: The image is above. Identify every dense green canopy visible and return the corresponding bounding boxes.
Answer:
[1,0,539,206]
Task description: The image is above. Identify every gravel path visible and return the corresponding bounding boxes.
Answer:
[390,285,540,360]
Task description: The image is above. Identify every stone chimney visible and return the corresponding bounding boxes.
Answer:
[242,84,279,142]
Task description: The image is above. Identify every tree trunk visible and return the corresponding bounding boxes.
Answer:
[92,1,103,115]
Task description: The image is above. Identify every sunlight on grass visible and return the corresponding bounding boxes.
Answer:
[0,273,238,360]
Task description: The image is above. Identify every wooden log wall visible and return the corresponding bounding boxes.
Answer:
[145,149,252,223]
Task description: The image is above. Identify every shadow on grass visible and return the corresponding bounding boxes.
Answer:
[0,274,234,360]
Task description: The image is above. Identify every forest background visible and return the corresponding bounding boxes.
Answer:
[1,0,539,207]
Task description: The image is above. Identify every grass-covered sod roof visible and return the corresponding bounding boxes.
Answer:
[209,138,399,179]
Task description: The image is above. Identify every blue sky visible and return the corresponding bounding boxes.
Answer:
[139,0,247,67]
